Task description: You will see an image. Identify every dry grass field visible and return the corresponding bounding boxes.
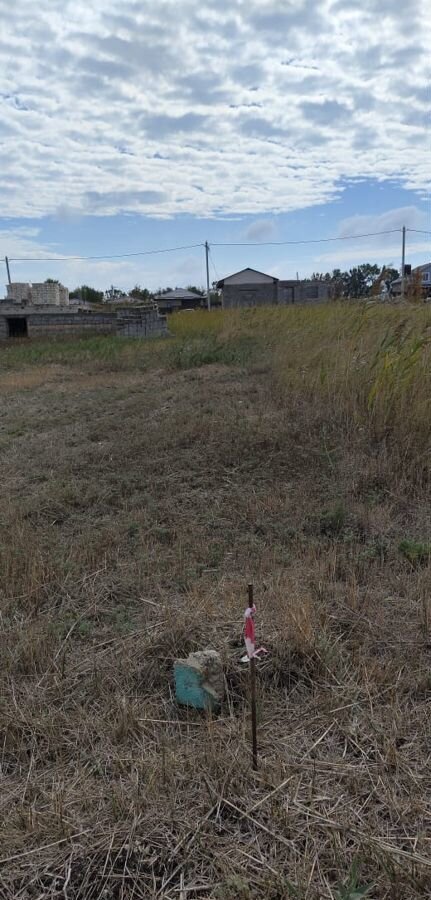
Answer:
[0,304,430,899]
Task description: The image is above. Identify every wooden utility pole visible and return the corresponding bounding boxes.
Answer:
[5,256,11,285]
[248,583,258,770]
[205,241,211,312]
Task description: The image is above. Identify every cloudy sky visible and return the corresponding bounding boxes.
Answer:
[0,0,430,292]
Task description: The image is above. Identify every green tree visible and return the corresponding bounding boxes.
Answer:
[45,278,60,284]
[186,285,205,296]
[307,264,399,300]
[70,285,104,303]
[381,266,399,284]
[129,285,152,301]
[346,264,380,297]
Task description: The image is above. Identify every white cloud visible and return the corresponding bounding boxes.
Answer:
[0,0,429,221]
[337,206,428,237]
[314,237,430,270]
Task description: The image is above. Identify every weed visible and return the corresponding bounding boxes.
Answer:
[319,501,347,536]
[334,861,372,899]
[215,875,252,899]
[399,538,430,566]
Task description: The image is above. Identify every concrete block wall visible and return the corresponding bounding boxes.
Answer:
[0,307,168,340]
[279,281,331,304]
[222,282,278,309]
[27,312,116,338]
[116,307,168,338]
[0,316,8,339]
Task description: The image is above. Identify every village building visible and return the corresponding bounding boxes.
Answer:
[391,262,431,298]
[216,268,331,308]
[153,288,203,315]
[216,268,279,308]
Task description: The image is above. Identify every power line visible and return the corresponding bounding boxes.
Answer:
[6,228,411,263]
[8,243,204,262]
[210,229,402,248]
[6,224,428,276]
[208,247,220,282]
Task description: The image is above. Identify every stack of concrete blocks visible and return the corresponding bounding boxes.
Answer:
[59,286,69,306]
[5,282,70,307]
[31,283,70,306]
[116,305,168,338]
[6,283,32,305]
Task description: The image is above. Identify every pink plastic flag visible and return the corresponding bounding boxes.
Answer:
[244,604,256,658]
[242,603,268,662]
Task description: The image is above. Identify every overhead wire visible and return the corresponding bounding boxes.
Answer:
[210,229,402,247]
[208,247,220,283]
[6,228,414,263]
[8,243,205,262]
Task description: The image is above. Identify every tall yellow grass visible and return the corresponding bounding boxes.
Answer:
[171,303,431,480]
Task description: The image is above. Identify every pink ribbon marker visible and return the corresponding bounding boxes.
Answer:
[244,603,256,658]
[243,603,268,661]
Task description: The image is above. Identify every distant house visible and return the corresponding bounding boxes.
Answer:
[153,288,203,315]
[391,262,431,298]
[216,268,331,308]
[216,268,279,308]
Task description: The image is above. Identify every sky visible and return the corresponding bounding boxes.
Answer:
[0,0,430,293]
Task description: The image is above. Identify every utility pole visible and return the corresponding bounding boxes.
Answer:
[5,256,11,285]
[401,226,406,301]
[205,241,211,312]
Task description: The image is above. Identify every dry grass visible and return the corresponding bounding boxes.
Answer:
[0,306,430,898]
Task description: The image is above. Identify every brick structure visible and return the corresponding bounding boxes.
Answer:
[0,303,167,340]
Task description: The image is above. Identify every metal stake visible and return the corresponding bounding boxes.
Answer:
[248,583,258,770]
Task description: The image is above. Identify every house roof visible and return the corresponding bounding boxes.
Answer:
[216,267,279,288]
[153,288,202,301]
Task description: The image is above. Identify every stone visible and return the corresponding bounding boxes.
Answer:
[174,649,224,711]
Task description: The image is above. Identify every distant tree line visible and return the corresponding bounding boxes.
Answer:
[66,283,208,304]
[306,264,400,298]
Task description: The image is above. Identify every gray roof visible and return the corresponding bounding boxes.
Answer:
[153,288,202,301]
[216,267,278,288]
